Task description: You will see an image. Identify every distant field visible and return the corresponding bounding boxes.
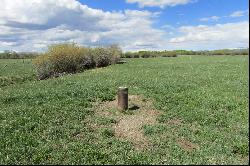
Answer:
[0,59,36,87]
[0,56,248,164]
[0,59,35,77]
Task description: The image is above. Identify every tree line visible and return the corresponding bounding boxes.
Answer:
[0,51,38,59]
[1,48,248,59]
[122,48,249,58]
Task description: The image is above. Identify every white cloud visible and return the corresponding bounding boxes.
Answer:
[126,0,194,8]
[169,21,249,50]
[0,0,248,52]
[200,16,220,22]
[161,24,175,29]
[199,10,249,22]
[0,0,167,51]
[230,10,249,18]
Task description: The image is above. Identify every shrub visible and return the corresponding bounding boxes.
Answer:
[46,43,87,73]
[92,47,112,67]
[33,43,122,80]
[91,45,122,67]
[77,55,96,70]
[108,44,122,63]
[33,53,54,80]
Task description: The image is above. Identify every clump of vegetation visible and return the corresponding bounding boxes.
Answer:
[0,75,35,87]
[232,144,249,156]
[33,43,122,80]
[101,128,115,138]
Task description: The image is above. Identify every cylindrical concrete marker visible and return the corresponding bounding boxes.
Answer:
[118,87,128,110]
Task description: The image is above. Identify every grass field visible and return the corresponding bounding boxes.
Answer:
[0,56,249,164]
[0,59,36,87]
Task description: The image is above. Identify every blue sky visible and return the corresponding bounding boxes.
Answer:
[0,0,249,52]
[81,0,249,27]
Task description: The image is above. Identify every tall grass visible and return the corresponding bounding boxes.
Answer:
[33,43,122,80]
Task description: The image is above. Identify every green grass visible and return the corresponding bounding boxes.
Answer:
[0,59,36,87]
[0,56,248,164]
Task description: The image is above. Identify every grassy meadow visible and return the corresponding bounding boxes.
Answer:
[0,55,249,164]
[0,59,36,87]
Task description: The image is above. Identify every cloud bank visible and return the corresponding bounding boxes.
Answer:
[126,0,194,8]
[0,0,249,52]
[230,10,249,18]
[170,21,249,50]
[200,16,220,22]
[0,0,168,51]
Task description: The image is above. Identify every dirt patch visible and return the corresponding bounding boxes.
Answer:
[167,118,183,126]
[177,138,198,152]
[113,108,160,150]
[94,95,161,150]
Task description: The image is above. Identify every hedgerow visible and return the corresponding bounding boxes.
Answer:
[33,43,122,80]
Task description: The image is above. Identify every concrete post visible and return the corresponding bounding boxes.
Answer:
[118,87,128,110]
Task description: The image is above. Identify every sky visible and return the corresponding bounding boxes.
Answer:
[0,0,249,52]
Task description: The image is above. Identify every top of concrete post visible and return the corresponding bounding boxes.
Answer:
[118,87,128,90]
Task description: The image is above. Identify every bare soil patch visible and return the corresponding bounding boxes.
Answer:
[167,118,183,126]
[177,138,198,152]
[94,95,161,150]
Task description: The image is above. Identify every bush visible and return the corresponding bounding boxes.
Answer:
[77,55,96,70]
[108,44,122,63]
[33,43,122,80]
[33,54,55,80]
[92,47,112,67]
